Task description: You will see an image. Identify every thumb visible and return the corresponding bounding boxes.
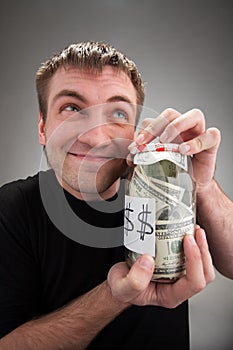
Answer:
[108,254,154,303]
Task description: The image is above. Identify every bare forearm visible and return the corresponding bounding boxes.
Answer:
[0,281,129,350]
[197,179,233,278]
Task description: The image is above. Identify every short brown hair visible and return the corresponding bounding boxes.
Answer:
[36,41,145,121]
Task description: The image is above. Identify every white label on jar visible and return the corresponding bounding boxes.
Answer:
[124,195,156,256]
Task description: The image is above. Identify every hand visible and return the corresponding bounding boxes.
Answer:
[107,227,215,308]
[130,108,221,193]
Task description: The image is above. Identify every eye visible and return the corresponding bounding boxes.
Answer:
[112,110,128,121]
[63,105,80,113]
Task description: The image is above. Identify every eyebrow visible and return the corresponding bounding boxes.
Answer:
[51,90,88,106]
[51,90,135,106]
[106,95,133,104]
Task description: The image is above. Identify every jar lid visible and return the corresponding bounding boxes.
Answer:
[130,139,180,155]
[131,139,187,170]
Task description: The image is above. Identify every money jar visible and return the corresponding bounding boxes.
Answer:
[124,140,196,283]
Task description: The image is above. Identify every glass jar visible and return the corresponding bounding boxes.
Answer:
[124,140,196,283]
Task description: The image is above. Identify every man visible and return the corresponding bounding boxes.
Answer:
[0,42,232,349]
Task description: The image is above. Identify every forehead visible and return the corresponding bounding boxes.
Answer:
[47,65,137,105]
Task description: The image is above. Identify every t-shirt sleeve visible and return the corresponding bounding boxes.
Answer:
[0,182,42,338]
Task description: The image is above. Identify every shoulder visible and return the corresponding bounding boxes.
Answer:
[0,171,56,249]
[0,170,55,206]
[0,173,41,231]
[0,172,39,195]
[0,173,40,211]
[0,171,55,230]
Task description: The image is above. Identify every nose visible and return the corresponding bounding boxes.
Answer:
[78,123,112,148]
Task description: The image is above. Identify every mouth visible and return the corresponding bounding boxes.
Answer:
[68,152,114,163]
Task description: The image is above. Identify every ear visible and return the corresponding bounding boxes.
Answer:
[38,113,46,145]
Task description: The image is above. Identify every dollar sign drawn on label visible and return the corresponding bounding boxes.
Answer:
[137,204,154,241]
[124,202,134,235]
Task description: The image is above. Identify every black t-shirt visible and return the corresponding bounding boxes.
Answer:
[0,170,189,349]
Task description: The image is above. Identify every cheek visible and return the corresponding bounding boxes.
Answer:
[44,120,60,143]
[45,120,79,151]
[111,125,134,141]
[122,124,135,139]
[115,127,134,152]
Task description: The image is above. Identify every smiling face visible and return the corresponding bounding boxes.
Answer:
[38,66,137,200]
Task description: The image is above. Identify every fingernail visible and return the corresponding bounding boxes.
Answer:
[179,143,191,154]
[200,229,207,241]
[138,255,154,271]
[135,133,145,144]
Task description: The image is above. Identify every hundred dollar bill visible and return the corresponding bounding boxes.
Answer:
[129,168,177,208]
[153,215,195,280]
[151,178,185,201]
[137,160,177,178]
[137,165,185,202]
[156,216,195,239]
[127,215,195,281]
[129,170,170,219]
[134,150,188,171]
[130,167,192,216]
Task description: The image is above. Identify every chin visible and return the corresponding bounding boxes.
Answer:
[61,160,127,196]
[62,170,120,198]
[78,176,118,195]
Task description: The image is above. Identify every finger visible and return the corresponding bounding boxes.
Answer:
[195,228,215,283]
[126,152,134,167]
[107,262,132,303]
[127,254,154,291]
[159,108,206,143]
[183,234,206,288]
[158,234,206,308]
[179,127,221,155]
[108,255,154,303]
[133,108,181,145]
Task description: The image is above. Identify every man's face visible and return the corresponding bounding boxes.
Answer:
[38,66,137,200]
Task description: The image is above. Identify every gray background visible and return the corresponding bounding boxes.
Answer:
[0,0,232,349]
